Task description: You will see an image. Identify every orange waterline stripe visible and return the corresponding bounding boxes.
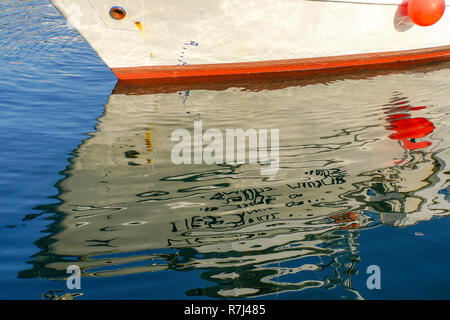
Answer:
[111,45,450,80]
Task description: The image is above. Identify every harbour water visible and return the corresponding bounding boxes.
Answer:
[0,0,449,300]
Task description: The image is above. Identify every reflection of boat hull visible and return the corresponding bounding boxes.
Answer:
[18,73,449,298]
[50,0,450,81]
[32,78,448,262]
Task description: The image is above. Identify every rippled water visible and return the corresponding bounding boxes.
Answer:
[1,0,449,300]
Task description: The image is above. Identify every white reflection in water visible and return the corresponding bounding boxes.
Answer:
[20,70,450,299]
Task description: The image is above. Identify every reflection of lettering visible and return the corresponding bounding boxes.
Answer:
[204,168,347,211]
[308,169,343,177]
[166,167,348,237]
[233,198,277,209]
[209,187,277,206]
[170,208,279,233]
[287,176,346,190]
[286,201,304,207]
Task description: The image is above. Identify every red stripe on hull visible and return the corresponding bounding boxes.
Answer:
[111,45,450,82]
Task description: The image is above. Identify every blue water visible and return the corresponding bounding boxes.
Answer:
[0,0,449,300]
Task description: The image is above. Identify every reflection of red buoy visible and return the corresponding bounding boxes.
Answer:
[389,117,435,150]
[384,98,435,151]
[330,212,360,230]
[407,0,446,26]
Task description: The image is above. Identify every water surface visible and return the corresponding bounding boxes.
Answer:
[0,0,449,300]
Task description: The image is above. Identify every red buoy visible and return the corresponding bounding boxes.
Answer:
[407,0,446,26]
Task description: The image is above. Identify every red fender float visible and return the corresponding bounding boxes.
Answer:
[407,0,446,26]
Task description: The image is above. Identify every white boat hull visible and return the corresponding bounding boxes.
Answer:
[50,0,450,80]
